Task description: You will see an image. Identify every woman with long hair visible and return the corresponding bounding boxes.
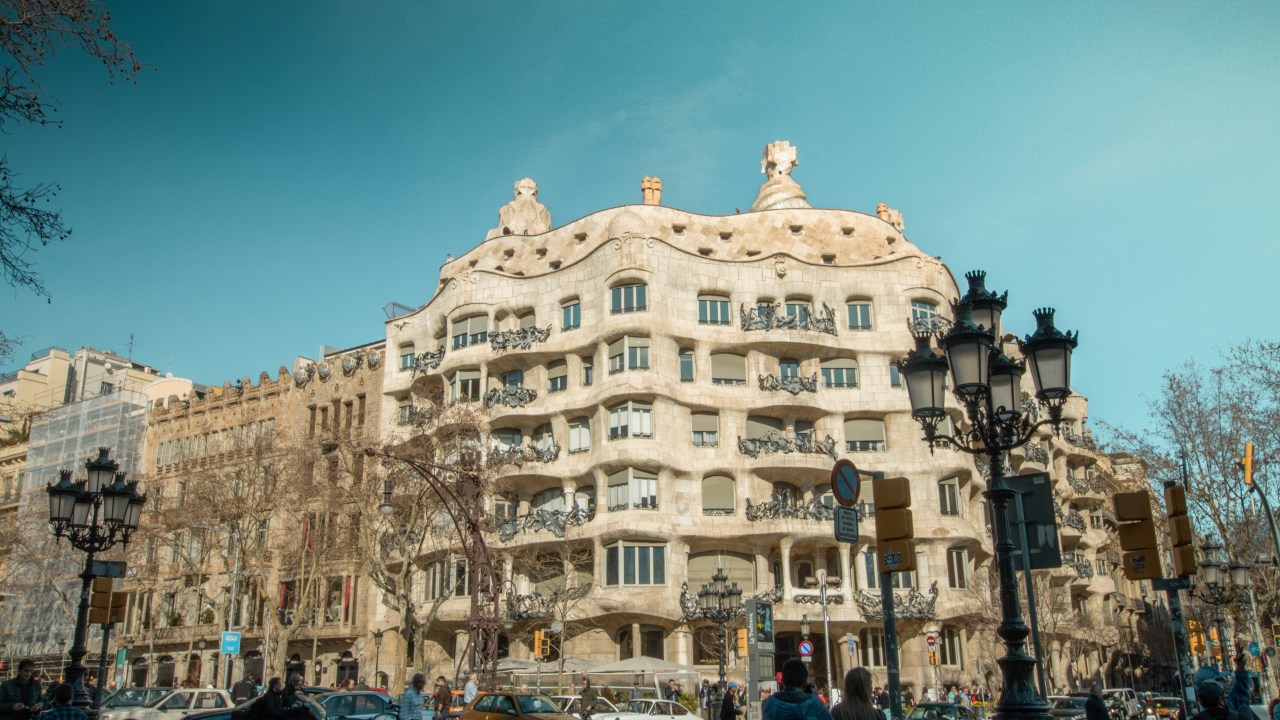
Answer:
[831,668,882,720]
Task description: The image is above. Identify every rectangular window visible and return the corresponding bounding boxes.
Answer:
[691,412,718,448]
[847,302,872,330]
[911,301,938,321]
[947,548,969,589]
[611,284,647,314]
[452,316,489,349]
[939,478,961,516]
[502,370,523,388]
[582,357,593,386]
[400,347,415,371]
[569,418,590,453]
[780,360,800,378]
[863,549,915,589]
[860,629,886,667]
[940,629,963,666]
[821,365,857,388]
[890,365,902,387]
[698,295,730,325]
[609,337,650,373]
[452,369,481,402]
[562,301,581,330]
[679,350,695,382]
[604,542,666,586]
[785,303,811,325]
[398,402,413,425]
[609,401,653,439]
[548,360,567,393]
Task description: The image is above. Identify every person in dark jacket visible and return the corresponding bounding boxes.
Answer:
[261,678,286,720]
[761,660,832,720]
[1192,679,1239,720]
[232,675,258,704]
[1085,684,1109,720]
[721,685,743,720]
[0,660,43,720]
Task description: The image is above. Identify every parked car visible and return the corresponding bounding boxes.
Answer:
[102,689,174,712]
[461,692,575,720]
[594,699,691,720]
[1048,696,1088,719]
[905,703,979,720]
[1103,689,1141,720]
[553,696,621,716]
[190,695,327,720]
[100,689,235,720]
[314,691,398,720]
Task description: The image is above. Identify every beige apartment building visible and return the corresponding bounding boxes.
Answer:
[378,141,1167,692]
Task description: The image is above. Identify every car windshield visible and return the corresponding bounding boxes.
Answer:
[106,689,169,708]
[519,696,561,714]
[1152,700,1181,709]
[908,707,955,720]
[1052,699,1087,709]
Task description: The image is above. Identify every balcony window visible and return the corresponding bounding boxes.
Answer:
[611,283,647,314]
[568,417,590,453]
[604,541,666,586]
[451,315,489,349]
[940,627,963,666]
[517,311,536,329]
[847,301,873,331]
[501,369,524,388]
[608,336,650,373]
[860,628,886,667]
[562,300,581,330]
[399,344,415,371]
[938,477,961,516]
[947,548,969,589]
[864,548,915,589]
[608,400,653,439]
[606,468,658,511]
[691,412,719,447]
[698,294,731,325]
[450,369,481,402]
[532,488,565,513]
[780,359,800,379]
[746,415,785,440]
[548,360,567,393]
[785,301,811,325]
[844,418,887,452]
[701,475,735,515]
[491,429,522,451]
[710,353,747,386]
[397,402,413,426]
[814,484,834,509]
[821,358,858,388]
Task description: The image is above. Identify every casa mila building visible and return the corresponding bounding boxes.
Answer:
[381,141,1158,693]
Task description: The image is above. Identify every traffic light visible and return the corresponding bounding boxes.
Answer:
[1271,623,1280,648]
[736,628,748,656]
[873,477,916,573]
[928,651,938,666]
[1240,443,1255,487]
[1164,484,1196,578]
[1113,491,1161,580]
[533,630,551,659]
[88,577,114,625]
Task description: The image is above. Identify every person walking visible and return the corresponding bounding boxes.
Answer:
[901,688,914,710]
[1085,684,1110,720]
[701,680,713,720]
[39,684,87,720]
[0,661,44,720]
[464,675,479,706]
[831,668,881,720]
[721,685,743,720]
[433,676,452,718]
[760,659,832,720]
[580,679,599,720]
[261,678,286,720]
[400,674,428,720]
[232,675,258,704]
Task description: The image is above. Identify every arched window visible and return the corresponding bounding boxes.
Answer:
[687,551,754,590]
[611,283,647,314]
[451,315,489,349]
[701,476,735,515]
[561,298,581,330]
[691,412,719,447]
[698,294,731,325]
[844,418,886,452]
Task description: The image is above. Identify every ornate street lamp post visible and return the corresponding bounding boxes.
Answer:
[372,629,384,688]
[681,568,744,688]
[899,271,1078,720]
[1195,541,1252,667]
[46,448,146,715]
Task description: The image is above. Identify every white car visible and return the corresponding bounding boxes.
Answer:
[594,699,691,720]
[553,696,621,716]
[101,688,234,720]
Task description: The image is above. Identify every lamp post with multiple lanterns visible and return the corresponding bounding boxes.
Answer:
[680,568,744,689]
[1196,541,1252,666]
[899,271,1078,720]
[45,448,147,714]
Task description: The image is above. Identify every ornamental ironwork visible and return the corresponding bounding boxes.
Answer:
[490,326,552,353]
[1067,473,1096,495]
[759,372,818,395]
[1061,510,1087,533]
[794,594,845,605]
[414,345,446,374]
[487,441,561,469]
[745,496,835,522]
[505,591,554,620]
[1020,397,1040,421]
[1023,443,1049,465]
[1062,425,1095,450]
[854,581,939,621]
[1069,559,1094,580]
[738,431,838,460]
[484,386,537,409]
[739,303,838,336]
[496,503,595,543]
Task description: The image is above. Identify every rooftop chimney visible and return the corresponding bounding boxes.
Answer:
[641,176,663,205]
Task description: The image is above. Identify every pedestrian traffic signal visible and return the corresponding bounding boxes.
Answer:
[1114,491,1161,580]
[1163,484,1196,578]
[88,577,114,625]
[736,628,748,656]
[1271,623,1280,647]
[534,630,551,659]
[928,651,938,666]
[873,477,916,573]
[1239,443,1254,487]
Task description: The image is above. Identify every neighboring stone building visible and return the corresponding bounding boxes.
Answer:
[378,141,1155,693]
[116,342,384,689]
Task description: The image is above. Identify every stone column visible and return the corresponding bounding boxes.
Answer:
[631,622,642,659]
[838,544,854,605]
[779,537,794,602]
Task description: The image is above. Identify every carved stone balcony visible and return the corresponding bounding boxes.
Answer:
[758,372,818,395]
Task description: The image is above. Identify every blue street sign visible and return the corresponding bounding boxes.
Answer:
[221,631,242,655]
[1250,641,1261,658]
[834,505,859,543]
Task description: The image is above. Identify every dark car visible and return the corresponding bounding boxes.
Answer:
[461,692,575,720]
[1048,696,1088,719]
[906,703,979,720]
[314,691,398,720]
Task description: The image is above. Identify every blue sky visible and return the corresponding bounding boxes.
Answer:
[3,2,1277,439]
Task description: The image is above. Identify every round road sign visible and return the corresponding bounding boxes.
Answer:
[831,459,861,507]
[798,640,814,657]
[926,634,937,648]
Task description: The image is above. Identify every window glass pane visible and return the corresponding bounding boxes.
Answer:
[624,546,636,584]
[847,302,872,330]
[638,546,651,584]
[679,350,694,382]
[653,547,665,584]
[780,359,799,378]
[606,547,618,586]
